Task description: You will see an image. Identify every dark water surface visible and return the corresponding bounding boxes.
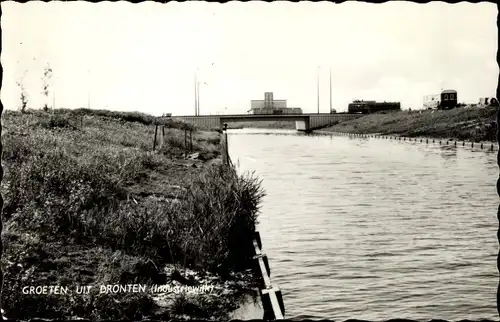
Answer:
[228,129,498,321]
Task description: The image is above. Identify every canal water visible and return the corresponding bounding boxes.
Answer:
[228,128,498,321]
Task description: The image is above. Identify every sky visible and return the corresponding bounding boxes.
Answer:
[1,1,498,116]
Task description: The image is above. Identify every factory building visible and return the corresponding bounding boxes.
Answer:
[248,92,303,115]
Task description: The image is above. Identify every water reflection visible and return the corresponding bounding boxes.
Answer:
[439,145,458,160]
[228,129,498,321]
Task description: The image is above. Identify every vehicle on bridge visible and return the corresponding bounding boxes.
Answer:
[423,89,458,110]
[348,100,401,114]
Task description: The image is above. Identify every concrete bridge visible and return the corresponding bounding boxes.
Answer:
[172,113,362,132]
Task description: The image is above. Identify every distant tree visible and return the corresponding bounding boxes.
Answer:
[42,63,53,112]
[16,71,28,113]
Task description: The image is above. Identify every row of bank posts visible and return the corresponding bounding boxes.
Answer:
[321,131,498,151]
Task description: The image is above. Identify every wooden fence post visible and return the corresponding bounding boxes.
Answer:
[189,129,193,151]
[184,127,188,157]
[153,124,158,151]
[222,123,229,166]
[161,125,165,149]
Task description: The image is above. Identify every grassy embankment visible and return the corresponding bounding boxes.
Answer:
[227,106,498,142]
[322,106,498,142]
[1,108,265,320]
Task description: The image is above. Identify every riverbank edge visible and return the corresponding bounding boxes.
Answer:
[0,109,265,320]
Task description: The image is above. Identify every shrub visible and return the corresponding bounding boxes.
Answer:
[38,114,77,130]
[89,164,265,273]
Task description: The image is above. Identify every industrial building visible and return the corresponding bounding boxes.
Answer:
[248,92,303,115]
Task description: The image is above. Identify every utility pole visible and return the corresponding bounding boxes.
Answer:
[317,66,320,114]
[194,71,198,116]
[329,67,332,113]
[87,69,91,109]
[197,78,200,116]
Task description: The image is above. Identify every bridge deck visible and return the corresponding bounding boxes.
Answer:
[174,113,357,118]
[172,113,362,131]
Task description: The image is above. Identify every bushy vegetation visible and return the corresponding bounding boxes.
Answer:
[323,105,498,142]
[41,64,53,112]
[66,107,194,129]
[1,108,264,320]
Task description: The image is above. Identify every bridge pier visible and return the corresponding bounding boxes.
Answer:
[295,119,311,132]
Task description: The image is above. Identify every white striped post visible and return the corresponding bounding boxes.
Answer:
[252,231,285,320]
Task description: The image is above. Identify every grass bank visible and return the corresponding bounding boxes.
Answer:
[1,108,265,320]
[321,106,498,142]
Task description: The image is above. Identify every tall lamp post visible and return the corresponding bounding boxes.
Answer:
[198,81,208,116]
[87,69,91,110]
[194,70,198,116]
[194,68,208,116]
[329,67,332,113]
[317,66,320,114]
